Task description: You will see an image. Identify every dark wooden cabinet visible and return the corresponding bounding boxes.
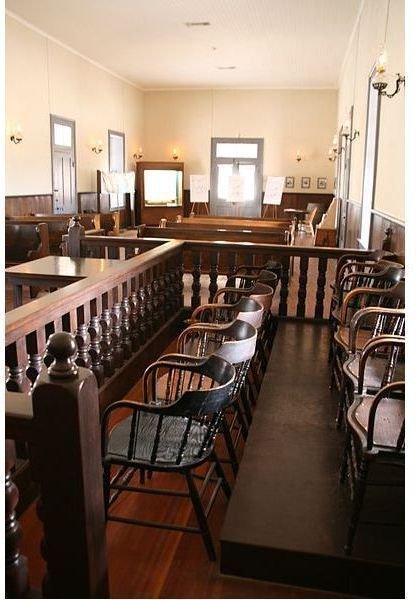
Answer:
[135,161,184,225]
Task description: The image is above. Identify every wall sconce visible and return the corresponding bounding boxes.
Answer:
[371,49,405,98]
[133,147,143,160]
[172,148,179,160]
[92,139,103,154]
[372,70,405,98]
[10,125,23,144]
[328,148,337,162]
[341,121,360,143]
[296,150,301,162]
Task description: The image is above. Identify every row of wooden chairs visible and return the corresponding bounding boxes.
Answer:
[328,251,405,555]
[100,265,279,560]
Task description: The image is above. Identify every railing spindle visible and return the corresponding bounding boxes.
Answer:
[315,256,328,320]
[296,256,309,318]
[278,255,290,317]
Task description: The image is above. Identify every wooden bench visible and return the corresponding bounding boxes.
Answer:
[137,224,293,245]
[6,214,109,254]
[5,222,50,267]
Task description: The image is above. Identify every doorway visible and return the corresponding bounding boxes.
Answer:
[210,138,264,217]
[50,115,76,214]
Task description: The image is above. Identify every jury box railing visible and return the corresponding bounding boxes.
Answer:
[5,229,371,598]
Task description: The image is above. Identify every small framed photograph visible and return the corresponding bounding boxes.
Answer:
[285,176,294,189]
[301,176,311,189]
[317,177,327,190]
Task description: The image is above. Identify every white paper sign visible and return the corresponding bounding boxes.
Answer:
[226,175,245,203]
[263,176,285,205]
[190,174,209,203]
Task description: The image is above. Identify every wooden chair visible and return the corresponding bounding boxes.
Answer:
[340,379,405,555]
[330,279,405,395]
[189,297,264,329]
[101,354,236,561]
[338,326,405,428]
[300,207,318,236]
[329,252,400,321]
[176,319,258,473]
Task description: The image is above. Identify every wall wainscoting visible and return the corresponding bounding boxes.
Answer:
[344,200,404,254]
[5,194,53,217]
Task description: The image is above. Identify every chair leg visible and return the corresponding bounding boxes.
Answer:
[339,431,351,484]
[345,457,369,555]
[185,470,216,561]
[336,377,347,429]
[221,417,239,475]
[212,452,232,499]
[103,464,111,514]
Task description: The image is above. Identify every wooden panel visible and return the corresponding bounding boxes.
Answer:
[344,200,361,248]
[5,195,53,217]
[78,192,98,214]
[370,211,405,255]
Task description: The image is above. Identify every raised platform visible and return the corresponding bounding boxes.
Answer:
[220,321,404,598]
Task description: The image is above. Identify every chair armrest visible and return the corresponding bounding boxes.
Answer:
[348,307,405,352]
[357,335,405,393]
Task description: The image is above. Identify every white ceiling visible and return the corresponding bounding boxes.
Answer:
[6,0,362,90]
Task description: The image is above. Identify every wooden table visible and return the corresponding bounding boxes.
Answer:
[283,208,309,231]
[5,256,121,308]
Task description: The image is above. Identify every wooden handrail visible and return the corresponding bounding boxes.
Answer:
[6,240,183,346]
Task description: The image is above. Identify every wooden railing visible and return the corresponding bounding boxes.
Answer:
[6,240,184,410]
[5,234,373,598]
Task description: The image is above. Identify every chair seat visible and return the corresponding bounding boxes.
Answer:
[352,395,405,449]
[344,354,405,391]
[334,326,372,352]
[107,413,211,467]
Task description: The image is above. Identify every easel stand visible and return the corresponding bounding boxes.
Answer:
[262,204,279,219]
[190,202,209,216]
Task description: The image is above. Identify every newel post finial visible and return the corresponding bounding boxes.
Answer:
[46,332,78,379]
[31,331,109,598]
[382,226,393,251]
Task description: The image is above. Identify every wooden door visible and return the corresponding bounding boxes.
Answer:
[50,115,76,214]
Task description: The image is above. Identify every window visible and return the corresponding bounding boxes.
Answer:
[108,130,125,209]
[210,137,264,217]
[359,68,381,248]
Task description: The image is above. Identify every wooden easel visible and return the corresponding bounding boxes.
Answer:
[262,204,279,219]
[190,202,209,216]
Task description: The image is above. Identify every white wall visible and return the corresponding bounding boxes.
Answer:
[144,89,338,194]
[5,14,144,196]
[337,0,404,221]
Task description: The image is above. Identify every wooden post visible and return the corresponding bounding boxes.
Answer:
[5,440,30,599]
[31,332,109,598]
[382,226,393,251]
[66,216,85,257]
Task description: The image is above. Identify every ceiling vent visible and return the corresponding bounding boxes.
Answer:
[217,66,236,70]
[184,21,211,27]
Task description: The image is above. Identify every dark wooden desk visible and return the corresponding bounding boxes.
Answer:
[5,256,121,308]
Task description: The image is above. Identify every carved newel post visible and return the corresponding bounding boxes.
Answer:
[66,215,85,258]
[31,332,109,598]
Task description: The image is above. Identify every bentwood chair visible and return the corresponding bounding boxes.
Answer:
[340,379,405,555]
[330,280,405,395]
[189,296,264,330]
[329,258,403,326]
[175,319,258,474]
[101,354,235,561]
[213,281,274,394]
[336,296,405,427]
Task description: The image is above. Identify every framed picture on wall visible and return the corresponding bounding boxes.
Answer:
[317,177,327,190]
[301,176,311,189]
[285,176,295,188]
